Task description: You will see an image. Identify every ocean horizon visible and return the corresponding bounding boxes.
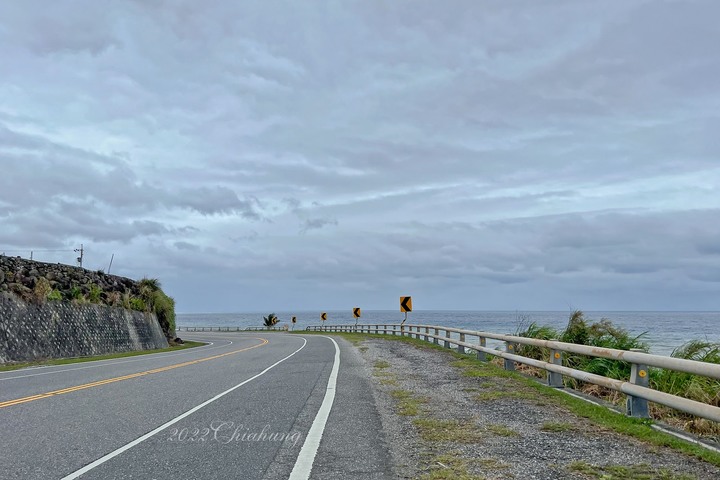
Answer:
[177,310,720,356]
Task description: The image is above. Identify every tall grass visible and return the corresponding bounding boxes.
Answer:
[138,277,176,336]
[516,311,720,436]
[516,310,648,386]
[650,341,720,435]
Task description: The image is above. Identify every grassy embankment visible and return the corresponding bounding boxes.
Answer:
[0,341,206,372]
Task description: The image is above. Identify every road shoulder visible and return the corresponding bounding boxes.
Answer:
[354,337,720,480]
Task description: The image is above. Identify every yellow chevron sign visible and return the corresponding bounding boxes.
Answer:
[400,296,412,313]
[292,316,297,324]
[321,312,327,321]
[353,307,361,318]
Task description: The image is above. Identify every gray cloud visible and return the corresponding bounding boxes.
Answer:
[1,0,719,311]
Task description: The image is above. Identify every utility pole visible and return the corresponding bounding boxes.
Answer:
[75,244,84,268]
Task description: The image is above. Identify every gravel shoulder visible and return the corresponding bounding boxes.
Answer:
[347,336,720,480]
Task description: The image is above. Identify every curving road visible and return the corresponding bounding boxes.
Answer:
[0,333,392,480]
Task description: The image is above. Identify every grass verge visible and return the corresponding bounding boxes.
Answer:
[567,460,697,479]
[0,341,206,372]
[419,453,486,480]
[413,418,485,443]
[389,389,427,416]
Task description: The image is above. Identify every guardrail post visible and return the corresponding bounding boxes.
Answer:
[458,333,465,354]
[476,336,487,362]
[434,328,439,345]
[627,349,650,418]
[424,327,429,342]
[548,348,563,387]
[444,330,451,349]
[504,341,515,371]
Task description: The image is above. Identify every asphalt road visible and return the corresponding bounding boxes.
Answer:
[0,333,393,480]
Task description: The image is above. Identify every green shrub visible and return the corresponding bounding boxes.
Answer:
[67,285,83,301]
[87,284,103,303]
[559,310,590,345]
[515,311,648,387]
[651,341,720,407]
[47,289,63,302]
[565,321,646,385]
[129,297,147,311]
[152,290,176,335]
[32,277,52,303]
[516,322,560,360]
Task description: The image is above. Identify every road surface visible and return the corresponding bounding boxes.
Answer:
[0,333,392,479]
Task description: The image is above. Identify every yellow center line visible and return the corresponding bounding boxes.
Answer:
[0,338,269,409]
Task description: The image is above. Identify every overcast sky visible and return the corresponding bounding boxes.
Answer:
[1,1,719,313]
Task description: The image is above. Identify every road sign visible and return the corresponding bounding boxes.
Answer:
[321,312,327,321]
[400,296,412,313]
[353,307,361,318]
[292,316,297,324]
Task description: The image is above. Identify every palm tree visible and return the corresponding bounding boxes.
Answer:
[263,313,278,328]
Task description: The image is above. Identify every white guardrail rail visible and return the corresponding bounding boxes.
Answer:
[305,323,720,423]
[177,326,288,332]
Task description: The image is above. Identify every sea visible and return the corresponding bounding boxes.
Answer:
[176,310,720,356]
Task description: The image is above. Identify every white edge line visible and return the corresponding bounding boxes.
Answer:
[553,382,720,453]
[651,425,720,454]
[60,337,308,480]
[0,339,231,381]
[288,335,340,480]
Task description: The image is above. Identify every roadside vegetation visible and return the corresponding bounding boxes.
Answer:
[27,274,177,338]
[300,330,720,468]
[136,277,177,337]
[514,310,720,438]
[0,341,205,372]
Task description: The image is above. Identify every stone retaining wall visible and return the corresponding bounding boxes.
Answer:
[0,256,170,363]
[0,255,140,302]
[0,292,168,363]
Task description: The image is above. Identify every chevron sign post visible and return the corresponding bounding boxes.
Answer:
[400,296,412,325]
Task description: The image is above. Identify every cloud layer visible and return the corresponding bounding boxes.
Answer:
[1,1,719,312]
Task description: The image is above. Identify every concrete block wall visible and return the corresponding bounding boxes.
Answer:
[0,292,168,363]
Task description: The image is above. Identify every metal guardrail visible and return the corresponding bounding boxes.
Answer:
[177,326,288,332]
[306,323,720,423]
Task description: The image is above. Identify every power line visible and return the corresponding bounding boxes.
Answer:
[1,249,74,253]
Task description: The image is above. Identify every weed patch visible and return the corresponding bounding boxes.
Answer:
[540,422,575,433]
[390,389,426,416]
[419,453,485,480]
[413,418,484,443]
[485,424,518,437]
[567,461,696,479]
